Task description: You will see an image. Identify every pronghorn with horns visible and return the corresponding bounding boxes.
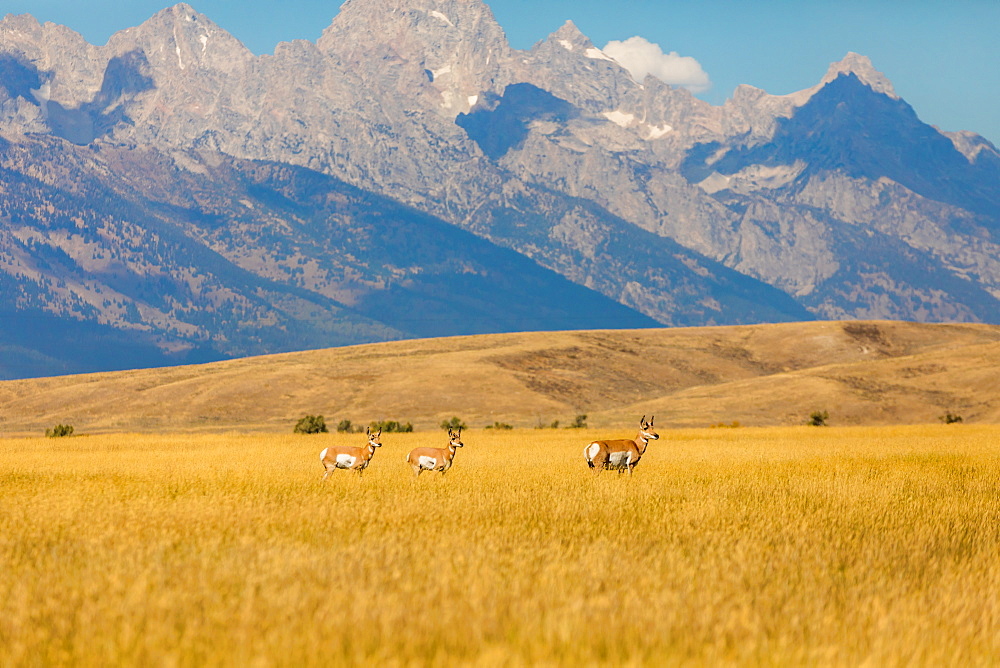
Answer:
[406,428,464,477]
[319,426,382,479]
[584,416,658,474]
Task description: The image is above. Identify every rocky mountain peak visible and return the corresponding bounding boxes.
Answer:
[820,52,896,98]
[105,3,253,74]
[0,12,40,35]
[724,52,899,138]
[545,20,595,51]
[317,0,512,115]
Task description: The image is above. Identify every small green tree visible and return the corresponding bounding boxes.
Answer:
[486,422,513,430]
[939,412,964,424]
[440,416,467,431]
[370,419,414,433]
[807,411,829,427]
[294,415,328,434]
[336,419,357,433]
[45,424,74,438]
[569,414,588,429]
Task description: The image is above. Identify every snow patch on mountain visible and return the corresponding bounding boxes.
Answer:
[585,47,613,62]
[646,124,673,139]
[603,110,637,127]
[429,10,454,27]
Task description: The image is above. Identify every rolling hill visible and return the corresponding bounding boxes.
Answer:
[1,320,998,435]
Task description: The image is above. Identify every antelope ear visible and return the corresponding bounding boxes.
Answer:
[650,416,655,426]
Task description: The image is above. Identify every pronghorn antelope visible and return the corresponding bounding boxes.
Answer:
[406,428,464,477]
[319,427,383,479]
[584,416,658,474]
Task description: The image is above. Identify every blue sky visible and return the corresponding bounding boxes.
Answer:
[5,0,999,145]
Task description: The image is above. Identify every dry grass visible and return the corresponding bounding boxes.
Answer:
[3,424,999,665]
[2,320,999,436]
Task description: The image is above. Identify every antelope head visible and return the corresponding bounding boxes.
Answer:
[639,415,659,442]
[448,428,464,449]
[366,426,384,449]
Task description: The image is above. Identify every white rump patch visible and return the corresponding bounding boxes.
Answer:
[335,454,357,468]
[585,443,601,461]
[418,455,438,470]
[319,448,329,462]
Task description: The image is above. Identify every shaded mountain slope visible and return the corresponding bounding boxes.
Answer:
[0,136,677,378]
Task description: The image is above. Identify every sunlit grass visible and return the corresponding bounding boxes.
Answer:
[2,425,999,665]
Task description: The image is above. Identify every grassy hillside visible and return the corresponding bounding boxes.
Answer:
[1,320,998,435]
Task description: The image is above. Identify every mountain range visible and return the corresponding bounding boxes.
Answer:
[1,0,998,379]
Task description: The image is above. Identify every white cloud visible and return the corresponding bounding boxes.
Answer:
[602,36,711,94]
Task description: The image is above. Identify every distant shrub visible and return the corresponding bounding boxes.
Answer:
[370,419,413,433]
[294,415,328,434]
[568,414,588,429]
[45,424,74,438]
[711,421,742,429]
[440,417,466,431]
[939,412,964,424]
[486,422,513,430]
[336,419,359,433]
[807,411,829,427]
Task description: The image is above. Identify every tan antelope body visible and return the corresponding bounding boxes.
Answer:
[406,428,464,477]
[319,427,382,479]
[584,416,658,474]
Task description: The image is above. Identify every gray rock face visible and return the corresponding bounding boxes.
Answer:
[2,0,1000,376]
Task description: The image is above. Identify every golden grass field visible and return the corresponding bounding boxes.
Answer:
[3,424,999,665]
[2,320,1000,436]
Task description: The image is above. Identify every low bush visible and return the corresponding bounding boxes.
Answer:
[440,417,466,431]
[808,411,829,427]
[45,424,74,438]
[294,415,328,434]
[370,420,413,433]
